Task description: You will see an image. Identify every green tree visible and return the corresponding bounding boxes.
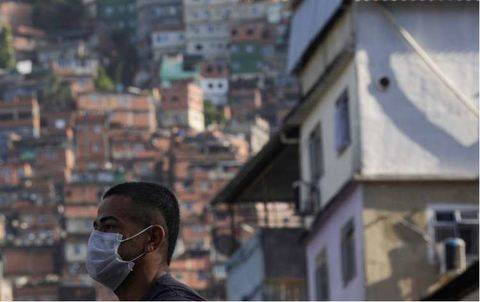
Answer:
[95,66,115,92]
[99,30,139,88]
[38,74,75,112]
[29,0,87,32]
[0,24,15,70]
[204,100,226,127]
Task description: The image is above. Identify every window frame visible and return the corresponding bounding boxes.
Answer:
[334,90,351,155]
[315,247,330,300]
[340,218,356,287]
[427,204,479,262]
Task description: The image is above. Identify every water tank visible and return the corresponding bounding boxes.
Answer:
[441,238,467,273]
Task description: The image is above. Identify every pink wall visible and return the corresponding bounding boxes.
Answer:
[305,185,366,300]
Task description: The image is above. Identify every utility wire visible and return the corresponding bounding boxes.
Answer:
[378,3,479,118]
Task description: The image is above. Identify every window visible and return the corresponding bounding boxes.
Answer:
[105,6,113,16]
[73,243,83,255]
[308,123,324,182]
[246,28,254,36]
[429,206,479,257]
[195,44,203,51]
[315,248,329,300]
[0,113,13,121]
[335,90,351,153]
[341,218,356,286]
[18,112,31,119]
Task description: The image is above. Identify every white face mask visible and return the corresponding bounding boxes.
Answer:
[86,225,153,291]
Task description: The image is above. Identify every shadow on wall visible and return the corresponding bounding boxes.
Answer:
[366,214,438,300]
[366,55,478,173]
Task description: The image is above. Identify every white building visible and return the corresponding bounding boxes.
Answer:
[183,0,237,58]
[288,1,479,300]
[199,61,229,105]
[151,30,185,61]
[212,0,479,300]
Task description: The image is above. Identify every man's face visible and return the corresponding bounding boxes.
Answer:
[93,195,149,262]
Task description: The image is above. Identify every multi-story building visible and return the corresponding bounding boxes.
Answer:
[158,80,205,132]
[96,0,137,34]
[37,39,98,77]
[0,97,40,138]
[60,168,122,300]
[229,20,272,79]
[0,258,13,301]
[74,112,109,169]
[225,116,270,156]
[183,0,238,58]
[165,129,250,298]
[228,79,262,122]
[137,0,184,62]
[76,92,158,134]
[0,1,32,30]
[199,60,229,106]
[159,54,199,85]
[151,30,186,62]
[0,188,63,300]
[212,1,479,300]
[0,162,32,187]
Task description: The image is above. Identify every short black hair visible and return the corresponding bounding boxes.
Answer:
[102,182,180,265]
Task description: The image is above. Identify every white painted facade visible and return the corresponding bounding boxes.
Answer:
[354,2,478,178]
[151,30,185,60]
[288,1,479,300]
[183,0,236,58]
[161,109,205,132]
[199,77,228,105]
[299,61,360,210]
[65,242,88,263]
[305,186,365,300]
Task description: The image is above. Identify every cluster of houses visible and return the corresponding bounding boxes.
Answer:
[0,0,304,300]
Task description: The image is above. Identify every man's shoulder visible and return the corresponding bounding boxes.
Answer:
[144,273,206,301]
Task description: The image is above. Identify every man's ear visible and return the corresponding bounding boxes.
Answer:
[146,225,165,253]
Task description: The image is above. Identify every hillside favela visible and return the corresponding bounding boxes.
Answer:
[0,0,478,301]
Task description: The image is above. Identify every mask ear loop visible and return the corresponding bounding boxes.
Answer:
[119,225,165,262]
[127,251,146,262]
[120,225,155,243]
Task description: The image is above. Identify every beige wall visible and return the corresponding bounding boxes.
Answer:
[361,181,478,300]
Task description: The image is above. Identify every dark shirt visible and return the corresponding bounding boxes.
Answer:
[141,273,206,301]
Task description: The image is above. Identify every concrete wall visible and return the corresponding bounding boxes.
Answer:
[305,185,366,300]
[297,10,354,95]
[226,233,265,301]
[300,61,360,209]
[200,78,228,105]
[355,2,479,178]
[287,0,343,73]
[362,181,478,300]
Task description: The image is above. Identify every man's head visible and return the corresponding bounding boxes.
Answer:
[94,182,180,265]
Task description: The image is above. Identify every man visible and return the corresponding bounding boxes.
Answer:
[86,181,206,301]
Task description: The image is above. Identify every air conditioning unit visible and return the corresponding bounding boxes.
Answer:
[438,237,467,274]
[292,180,319,216]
